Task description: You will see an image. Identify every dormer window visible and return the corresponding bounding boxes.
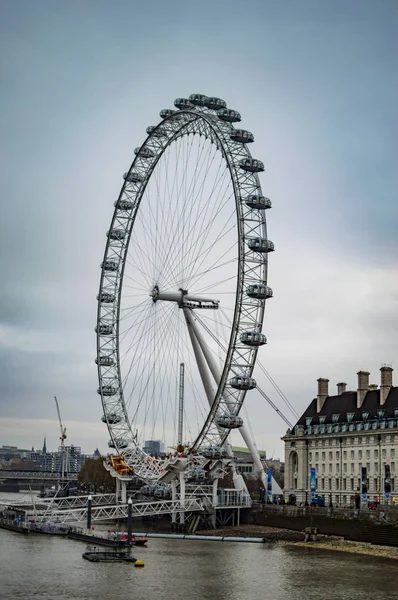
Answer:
[332,414,340,423]
[362,412,369,421]
[377,410,385,419]
[394,409,398,419]
[319,415,326,424]
[347,412,355,423]
[306,417,313,426]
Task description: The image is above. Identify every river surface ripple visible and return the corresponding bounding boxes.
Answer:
[1,526,398,600]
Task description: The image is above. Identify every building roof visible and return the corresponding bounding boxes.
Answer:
[295,386,398,427]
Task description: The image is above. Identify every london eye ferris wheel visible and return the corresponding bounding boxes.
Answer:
[96,94,274,484]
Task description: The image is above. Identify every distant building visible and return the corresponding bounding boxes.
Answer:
[143,440,165,457]
[1,443,94,474]
[283,366,398,505]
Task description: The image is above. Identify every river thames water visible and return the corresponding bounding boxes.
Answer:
[1,493,398,599]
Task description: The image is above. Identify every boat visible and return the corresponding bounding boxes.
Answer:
[110,531,148,546]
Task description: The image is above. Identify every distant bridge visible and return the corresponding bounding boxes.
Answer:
[0,470,78,482]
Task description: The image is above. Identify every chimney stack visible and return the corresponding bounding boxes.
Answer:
[380,365,393,405]
[337,382,347,395]
[357,371,370,408]
[317,378,329,413]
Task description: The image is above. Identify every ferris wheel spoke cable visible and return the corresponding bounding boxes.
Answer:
[154,134,197,281]
[181,169,234,285]
[184,213,236,287]
[123,304,172,401]
[156,135,202,280]
[157,138,218,286]
[165,171,233,288]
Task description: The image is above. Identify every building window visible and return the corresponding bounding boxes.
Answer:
[336,479,340,490]
[366,450,370,460]
[322,464,325,474]
[315,452,319,461]
[351,450,355,460]
[366,462,370,473]
[347,412,355,423]
[329,452,333,461]
[350,479,355,491]
[336,464,340,474]
[382,449,386,459]
[343,479,347,490]
[362,412,369,421]
[319,415,326,424]
[329,464,332,474]
[322,452,325,460]
[377,410,385,419]
[374,478,378,492]
[332,414,340,423]
[370,436,374,443]
[321,479,325,490]
[343,463,347,473]
[306,417,313,426]
[336,451,340,461]
[343,450,347,460]
[351,463,355,474]
[392,462,395,473]
[328,478,332,490]
[309,452,312,461]
[392,449,395,459]
[374,449,378,459]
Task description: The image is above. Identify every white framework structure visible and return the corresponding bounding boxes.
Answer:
[96,94,274,486]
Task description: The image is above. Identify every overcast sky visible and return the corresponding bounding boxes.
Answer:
[0,0,397,458]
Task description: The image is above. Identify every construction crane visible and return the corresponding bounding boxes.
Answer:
[54,396,67,479]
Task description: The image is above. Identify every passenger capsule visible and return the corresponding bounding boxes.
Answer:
[114,199,134,211]
[101,413,122,424]
[95,355,114,366]
[154,485,172,499]
[174,97,193,109]
[229,376,257,390]
[108,438,128,449]
[203,97,227,110]
[185,468,206,482]
[217,108,241,123]
[146,125,167,137]
[216,414,243,429]
[97,292,115,303]
[140,484,158,496]
[123,172,143,184]
[98,385,118,396]
[201,445,227,459]
[134,147,155,158]
[101,260,118,272]
[230,129,254,144]
[160,108,177,118]
[107,229,125,241]
[247,238,274,253]
[244,195,272,210]
[95,324,113,336]
[239,158,265,173]
[246,284,273,300]
[189,93,208,106]
[240,331,267,346]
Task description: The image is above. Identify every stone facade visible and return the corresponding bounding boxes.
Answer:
[283,366,398,506]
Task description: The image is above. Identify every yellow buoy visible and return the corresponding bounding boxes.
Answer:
[134,560,145,567]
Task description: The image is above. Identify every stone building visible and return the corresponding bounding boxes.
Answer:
[283,366,398,505]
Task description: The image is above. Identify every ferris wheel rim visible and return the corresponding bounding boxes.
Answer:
[96,97,271,481]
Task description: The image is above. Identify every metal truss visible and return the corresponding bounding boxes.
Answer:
[0,470,77,481]
[40,493,117,509]
[96,95,272,481]
[28,498,206,524]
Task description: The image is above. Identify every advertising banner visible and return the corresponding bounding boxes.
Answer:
[310,467,317,501]
[361,466,368,502]
[385,464,391,501]
[266,468,272,499]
